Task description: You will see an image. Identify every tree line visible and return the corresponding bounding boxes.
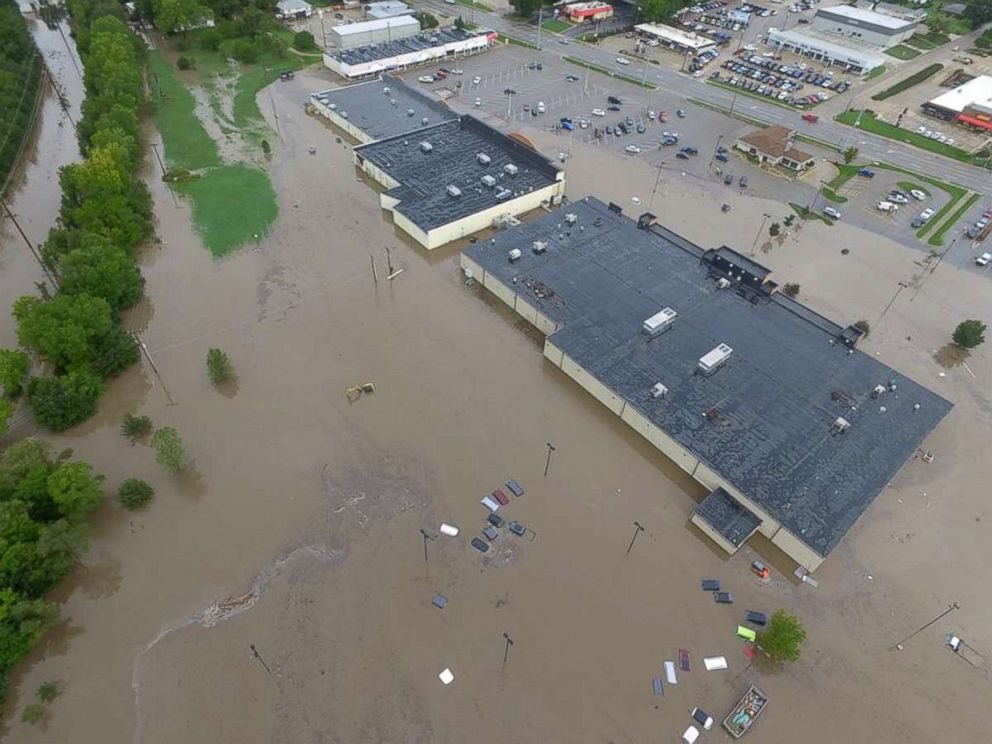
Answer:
[0,0,43,194]
[1,1,151,435]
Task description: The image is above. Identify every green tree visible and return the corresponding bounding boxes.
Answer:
[152,0,211,34]
[759,609,806,662]
[0,349,31,397]
[293,30,315,51]
[118,478,154,509]
[638,0,678,23]
[966,0,992,26]
[953,319,986,349]
[0,589,59,671]
[36,680,59,703]
[199,27,221,50]
[46,461,104,520]
[0,399,12,438]
[27,372,105,432]
[783,214,796,228]
[21,703,44,725]
[241,6,268,39]
[206,348,233,382]
[57,238,145,313]
[35,520,91,575]
[151,426,189,472]
[415,10,439,29]
[782,283,800,298]
[15,294,113,373]
[121,413,152,441]
[842,146,859,164]
[176,54,195,69]
[769,222,781,237]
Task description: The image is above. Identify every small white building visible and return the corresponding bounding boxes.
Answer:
[364,1,412,20]
[635,23,717,52]
[276,0,313,19]
[325,27,493,79]
[328,15,421,50]
[811,5,917,47]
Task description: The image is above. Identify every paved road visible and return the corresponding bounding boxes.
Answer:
[422,2,990,194]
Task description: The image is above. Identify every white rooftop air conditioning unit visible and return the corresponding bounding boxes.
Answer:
[650,382,668,399]
[477,152,491,165]
[508,248,522,262]
[564,212,578,225]
[504,163,519,176]
[871,384,886,398]
[383,86,391,95]
[420,141,433,153]
[697,343,733,376]
[831,416,851,434]
[446,185,462,198]
[340,111,349,119]
[642,307,677,337]
[495,187,512,202]
[481,174,496,188]
[532,240,547,254]
[422,117,429,125]
[390,99,398,106]
[716,277,731,289]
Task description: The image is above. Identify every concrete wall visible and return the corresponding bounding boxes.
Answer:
[464,263,827,572]
[353,151,401,189]
[324,36,490,79]
[309,99,376,144]
[329,17,420,51]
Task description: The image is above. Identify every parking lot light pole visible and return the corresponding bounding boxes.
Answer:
[750,212,772,256]
[709,134,724,171]
[506,89,513,120]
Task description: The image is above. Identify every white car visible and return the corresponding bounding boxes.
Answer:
[616,57,631,65]
[910,189,927,201]
[474,97,481,107]
[625,145,642,154]
[976,252,992,267]
[888,193,909,204]
[743,44,757,51]
[920,207,936,220]
[823,206,842,220]
[876,200,898,212]
[472,75,481,85]
[591,108,606,116]
[648,110,656,120]
[558,37,569,44]
[916,125,927,134]
[946,137,955,145]
[451,68,463,75]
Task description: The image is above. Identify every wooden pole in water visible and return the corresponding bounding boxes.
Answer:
[543,442,556,477]
[1,197,59,289]
[502,632,513,668]
[371,253,378,284]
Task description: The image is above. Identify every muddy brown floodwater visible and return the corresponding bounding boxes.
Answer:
[2,50,991,744]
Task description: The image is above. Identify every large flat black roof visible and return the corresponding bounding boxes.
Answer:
[465,197,951,558]
[355,115,561,231]
[335,27,481,65]
[310,75,456,141]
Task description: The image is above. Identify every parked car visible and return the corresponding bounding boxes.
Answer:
[920,207,936,221]
[876,200,897,212]
[472,76,482,85]
[975,252,992,267]
[887,192,909,204]
[715,152,729,162]
[278,70,294,81]
[683,146,699,155]
[474,97,481,107]
[648,110,656,120]
[606,125,615,135]
[739,175,748,188]
[591,108,606,116]
[910,189,927,201]
[608,104,621,111]
[625,145,642,154]
[608,96,622,104]
[858,168,875,178]
[676,108,686,118]
[636,123,646,133]
[724,173,733,185]
[823,206,842,220]
[418,75,434,83]
[616,57,631,65]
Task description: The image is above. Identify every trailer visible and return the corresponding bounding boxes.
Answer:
[945,634,985,668]
[722,684,768,738]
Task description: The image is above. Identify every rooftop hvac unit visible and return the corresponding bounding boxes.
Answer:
[340,111,349,119]
[564,212,577,225]
[420,141,433,153]
[504,163,519,176]
[871,384,886,399]
[697,343,733,376]
[650,382,668,399]
[477,152,491,165]
[383,86,391,95]
[508,248,522,262]
[715,277,731,289]
[495,187,512,202]
[481,174,496,188]
[532,240,547,254]
[446,185,462,198]
[328,102,337,110]
[390,99,398,106]
[422,117,429,125]
[831,416,851,434]
[405,107,412,115]
[642,307,677,337]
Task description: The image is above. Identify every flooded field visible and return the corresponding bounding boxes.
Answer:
[1,39,990,744]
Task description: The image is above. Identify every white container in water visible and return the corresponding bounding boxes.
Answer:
[439,523,459,537]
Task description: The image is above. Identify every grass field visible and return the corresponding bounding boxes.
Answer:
[148,50,281,257]
[928,191,979,246]
[884,45,921,60]
[497,33,539,50]
[865,65,887,80]
[836,110,983,165]
[897,180,929,197]
[541,18,571,33]
[871,63,943,101]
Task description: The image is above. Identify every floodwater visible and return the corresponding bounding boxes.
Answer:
[1,45,991,744]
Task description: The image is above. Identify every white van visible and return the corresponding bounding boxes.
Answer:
[876,200,897,212]
[682,725,700,744]
[537,101,546,114]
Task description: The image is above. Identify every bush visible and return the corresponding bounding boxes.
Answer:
[36,681,59,703]
[118,478,154,508]
[231,39,259,63]
[199,28,221,50]
[27,372,104,432]
[176,55,195,70]
[782,283,800,298]
[121,413,152,441]
[21,703,44,725]
[293,30,316,51]
[414,11,438,29]
[0,349,31,397]
[206,348,233,382]
[871,63,943,101]
[953,319,986,349]
[151,426,189,472]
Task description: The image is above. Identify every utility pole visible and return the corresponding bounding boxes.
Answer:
[708,134,724,171]
[893,602,959,651]
[56,19,81,76]
[543,442,556,477]
[537,6,543,50]
[648,160,665,212]
[419,528,434,563]
[750,212,772,255]
[249,644,274,677]
[150,142,167,175]
[1,197,59,289]
[626,521,645,554]
[502,632,514,668]
[875,280,909,328]
[370,253,378,283]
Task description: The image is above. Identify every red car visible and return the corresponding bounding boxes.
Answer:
[801,112,819,123]
[659,111,668,122]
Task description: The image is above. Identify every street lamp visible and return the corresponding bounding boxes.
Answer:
[317,9,326,49]
[750,212,772,255]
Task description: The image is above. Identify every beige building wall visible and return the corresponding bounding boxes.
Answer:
[771,527,825,572]
[559,352,626,416]
[689,513,740,555]
[309,99,375,144]
[621,405,700,475]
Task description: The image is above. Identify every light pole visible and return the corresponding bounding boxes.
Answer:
[648,160,665,212]
[419,528,435,563]
[544,442,556,477]
[893,602,960,650]
[318,9,326,48]
[502,632,514,667]
[750,212,772,255]
[709,134,724,171]
[806,179,827,214]
[875,280,909,329]
[626,521,645,554]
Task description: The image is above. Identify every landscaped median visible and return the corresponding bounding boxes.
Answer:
[835,110,991,167]
[497,32,539,50]
[562,55,657,90]
[871,63,943,101]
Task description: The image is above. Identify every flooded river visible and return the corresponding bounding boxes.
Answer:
[1,26,990,744]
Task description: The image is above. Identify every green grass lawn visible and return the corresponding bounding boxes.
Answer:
[541,18,571,33]
[836,110,982,165]
[455,0,492,10]
[871,63,943,101]
[884,45,921,60]
[865,65,887,80]
[176,165,278,256]
[789,202,834,225]
[928,191,979,246]
[148,52,221,170]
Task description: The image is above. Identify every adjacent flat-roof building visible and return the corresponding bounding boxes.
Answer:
[766,26,888,73]
[923,75,992,129]
[354,115,564,249]
[812,5,917,46]
[735,125,815,171]
[564,2,614,22]
[328,15,421,50]
[276,0,313,18]
[460,197,951,571]
[324,27,493,79]
[364,1,411,19]
[308,74,457,144]
[635,22,717,52]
